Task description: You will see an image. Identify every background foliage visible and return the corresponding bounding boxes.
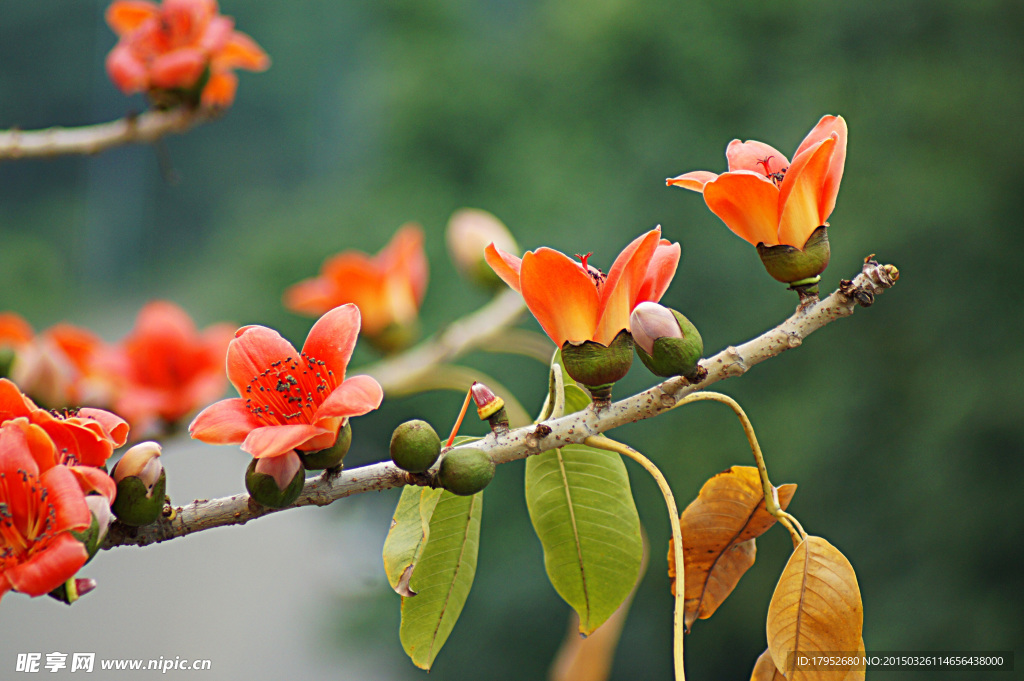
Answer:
[1,1,1021,679]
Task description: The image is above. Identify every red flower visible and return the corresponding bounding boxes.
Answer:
[0,379,128,469]
[667,115,847,249]
[0,313,33,349]
[189,304,384,459]
[484,228,680,347]
[283,224,429,340]
[0,419,92,602]
[105,0,270,108]
[8,323,112,410]
[99,301,233,432]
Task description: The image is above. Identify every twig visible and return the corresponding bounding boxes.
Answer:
[0,109,211,160]
[102,259,897,549]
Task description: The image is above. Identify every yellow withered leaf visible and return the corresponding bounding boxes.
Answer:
[766,536,864,681]
[667,465,796,631]
[750,649,786,681]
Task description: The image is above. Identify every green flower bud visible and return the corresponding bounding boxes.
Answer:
[390,419,442,473]
[111,442,166,527]
[72,496,114,562]
[756,226,831,293]
[245,453,305,509]
[630,302,704,379]
[560,329,634,400]
[437,447,495,496]
[48,578,97,605]
[298,422,352,470]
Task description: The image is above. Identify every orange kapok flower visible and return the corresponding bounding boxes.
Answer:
[668,115,847,250]
[283,224,428,349]
[99,301,234,432]
[0,419,92,602]
[105,0,270,108]
[9,323,112,410]
[485,227,680,348]
[0,379,129,470]
[188,304,384,460]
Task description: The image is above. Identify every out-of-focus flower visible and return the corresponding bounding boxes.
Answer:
[446,209,519,288]
[9,324,111,410]
[0,419,92,602]
[189,304,384,460]
[98,301,233,433]
[485,228,680,347]
[105,0,270,108]
[283,224,429,352]
[667,116,846,287]
[0,378,128,469]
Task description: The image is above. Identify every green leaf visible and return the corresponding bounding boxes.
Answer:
[382,486,444,596]
[525,443,643,635]
[398,490,484,670]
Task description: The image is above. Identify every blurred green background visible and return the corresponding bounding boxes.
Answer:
[2,0,1022,679]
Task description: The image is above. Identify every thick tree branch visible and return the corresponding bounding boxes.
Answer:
[103,259,898,549]
[0,109,211,160]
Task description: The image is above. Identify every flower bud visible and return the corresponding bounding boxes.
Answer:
[390,420,441,473]
[446,208,519,289]
[48,577,98,605]
[630,303,704,379]
[437,447,495,496]
[471,381,510,433]
[111,442,166,526]
[246,453,305,509]
[756,226,831,293]
[298,422,352,470]
[73,496,114,561]
[560,329,634,401]
[9,341,74,409]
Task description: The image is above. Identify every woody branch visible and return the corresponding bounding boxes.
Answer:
[0,109,211,161]
[102,258,898,549]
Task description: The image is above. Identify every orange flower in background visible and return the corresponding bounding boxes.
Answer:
[99,301,233,432]
[668,115,847,250]
[0,313,33,349]
[8,323,112,410]
[283,224,429,342]
[0,419,93,603]
[105,0,270,108]
[485,227,680,347]
[189,304,383,460]
[0,379,128,469]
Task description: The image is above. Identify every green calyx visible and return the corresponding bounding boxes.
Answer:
[437,447,495,496]
[390,419,442,473]
[560,329,634,391]
[245,458,305,509]
[71,512,104,562]
[111,469,166,527]
[635,310,704,378]
[368,321,419,355]
[299,422,352,470]
[756,225,831,288]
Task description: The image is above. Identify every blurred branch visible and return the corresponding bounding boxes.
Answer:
[361,288,526,392]
[103,259,898,549]
[0,109,212,160]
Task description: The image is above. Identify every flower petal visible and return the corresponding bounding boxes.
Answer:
[666,170,718,192]
[201,70,238,108]
[520,248,600,346]
[213,30,270,71]
[39,465,92,533]
[0,378,37,421]
[69,466,117,504]
[0,312,33,346]
[254,451,302,492]
[301,304,361,383]
[635,239,681,305]
[596,229,662,346]
[702,171,782,247]
[2,533,88,597]
[725,139,789,174]
[484,244,523,293]
[189,398,261,445]
[105,0,158,35]
[380,223,429,309]
[77,408,129,448]
[225,326,299,398]
[778,135,837,248]
[793,115,847,223]
[241,424,332,459]
[314,375,384,422]
[149,49,207,90]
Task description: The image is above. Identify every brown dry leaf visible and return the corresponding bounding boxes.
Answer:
[766,536,863,681]
[667,465,796,631]
[750,649,786,681]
